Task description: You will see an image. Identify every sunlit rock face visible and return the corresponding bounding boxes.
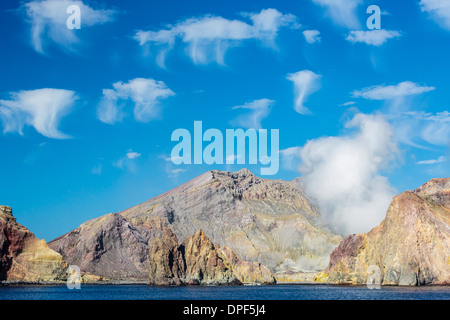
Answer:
[50,169,342,280]
[318,178,450,286]
[0,206,67,283]
[148,229,274,286]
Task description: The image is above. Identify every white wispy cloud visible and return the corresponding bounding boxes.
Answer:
[311,0,361,29]
[303,30,321,44]
[114,149,141,172]
[280,146,301,171]
[91,164,102,175]
[346,30,401,46]
[352,81,435,100]
[126,151,141,159]
[286,70,321,115]
[22,0,116,54]
[0,88,77,139]
[340,101,356,107]
[352,82,443,147]
[420,0,450,30]
[134,8,299,67]
[231,98,274,129]
[416,156,447,165]
[97,78,175,124]
[298,113,398,236]
[171,168,186,175]
[389,111,450,147]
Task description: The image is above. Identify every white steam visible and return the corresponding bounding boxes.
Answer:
[299,113,398,236]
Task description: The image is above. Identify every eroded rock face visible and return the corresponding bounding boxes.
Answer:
[148,229,275,285]
[51,169,341,280]
[0,206,67,283]
[148,228,185,285]
[49,213,158,280]
[183,230,240,285]
[318,178,450,286]
[218,246,274,285]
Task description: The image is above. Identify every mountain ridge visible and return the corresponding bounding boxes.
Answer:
[49,168,342,280]
[316,178,450,286]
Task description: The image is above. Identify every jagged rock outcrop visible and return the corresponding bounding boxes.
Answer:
[50,169,341,280]
[182,230,240,285]
[0,205,67,283]
[148,228,185,285]
[148,229,275,285]
[218,246,274,285]
[317,178,450,286]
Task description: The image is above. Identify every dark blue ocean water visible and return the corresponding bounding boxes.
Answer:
[0,284,449,300]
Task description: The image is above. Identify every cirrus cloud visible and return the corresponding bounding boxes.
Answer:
[388,111,450,147]
[97,78,175,124]
[134,8,299,67]
[416,156,447,165]
[231,98,274,129]
[311,0,362,29]
[346,30,401,46]
[352,81,435,100]
[420,0,450,30]
[303,30,321,44]
[22,0,116,54]
[0,88,77,139]
[287,70,322,115]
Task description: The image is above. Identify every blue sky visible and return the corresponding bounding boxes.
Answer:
[0,0,449,239]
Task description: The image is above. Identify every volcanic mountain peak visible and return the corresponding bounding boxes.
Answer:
[50,169,342,280]
[413,178,450,210]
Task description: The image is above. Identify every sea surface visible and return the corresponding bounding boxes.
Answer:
[0,284,449,300]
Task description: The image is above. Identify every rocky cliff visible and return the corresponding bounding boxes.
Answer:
[48,212,156,280]
[0,205,67,283]
[317,178,450,286]
[148,228,185,285]
[148,229,274,285]
[50,169,342,280]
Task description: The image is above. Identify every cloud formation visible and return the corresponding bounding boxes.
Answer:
[352,81,445,148]
[299,113,398,236]
[389,111,450,147]
[416,156,447,165]
[346,30,401,46]
[135,8,299,66]
[126,151,141,159]
[420,0,450,30]
[22,0,116,54]
[311,0,361,29]
[287,70,321,115]
[0,88,77,139]
[352,81,435,100]
[97,78,175,124]
[280,146,301,171]
[114,149,141,172]
[231,98,274,129]
[303,30,321,44]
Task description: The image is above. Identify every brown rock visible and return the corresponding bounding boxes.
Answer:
[183,230,240,285]
[49,213,153,280]
[318,178,450,286]
[0,205,67,283]
[219,246,275,285]
[148,229,275,285]
[148,228,185,285]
